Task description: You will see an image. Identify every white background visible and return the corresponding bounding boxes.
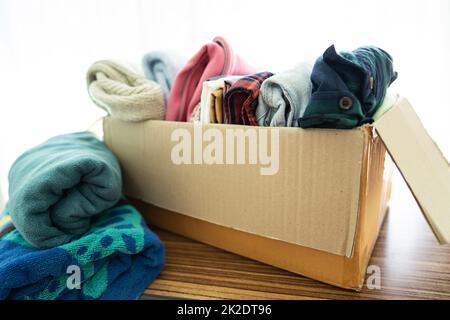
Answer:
[0,0,449,208]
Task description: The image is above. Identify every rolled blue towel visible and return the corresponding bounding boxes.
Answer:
[141,51,184,104]
[7,132,122,248]
[0,204,165,300]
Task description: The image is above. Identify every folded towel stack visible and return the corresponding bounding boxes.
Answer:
[87,60,165,122]
[1,132,165,300]
[0,204,164,300]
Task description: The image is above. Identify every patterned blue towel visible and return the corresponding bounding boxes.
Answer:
[0,204,164,300]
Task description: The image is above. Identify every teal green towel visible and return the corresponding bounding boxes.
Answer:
[7,132,122,249]
[0,204,165,300]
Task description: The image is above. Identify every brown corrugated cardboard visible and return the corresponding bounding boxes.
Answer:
[102,96,448,289]
[104,119,367,257]
[374,98,450,244]
[129,127,392,289]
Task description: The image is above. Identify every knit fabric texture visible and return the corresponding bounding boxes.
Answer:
[224,72,274,126]
[298,45,397,129]
[87,60,165,122]
[142,51,185,105]
[7,132,122,249]
[0,204,165,300]
[256,62,312,127]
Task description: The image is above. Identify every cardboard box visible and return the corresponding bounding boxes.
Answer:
[102,97,449,290]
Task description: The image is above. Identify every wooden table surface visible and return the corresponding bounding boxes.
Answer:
[141,171,450,300]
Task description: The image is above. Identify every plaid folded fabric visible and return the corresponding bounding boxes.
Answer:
[224,72,274,125]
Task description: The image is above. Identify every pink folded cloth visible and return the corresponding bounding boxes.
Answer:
[165,36,257,121]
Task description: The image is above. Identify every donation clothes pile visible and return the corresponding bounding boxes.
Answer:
[1,36,399,300]
[141,38,397,128]
[165,36,257,122]
[0,132,164,300]
[88,37,398,128]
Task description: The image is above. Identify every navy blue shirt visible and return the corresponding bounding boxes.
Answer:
[299,45,398,129]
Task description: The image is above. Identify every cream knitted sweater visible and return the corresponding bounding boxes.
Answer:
[87,60,165,122]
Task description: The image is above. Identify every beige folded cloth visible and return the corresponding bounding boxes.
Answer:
[210,88,224,123]
[87,60,165,122]
[200,75,242,123]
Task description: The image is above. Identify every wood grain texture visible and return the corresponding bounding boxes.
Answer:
[141,172,450,300]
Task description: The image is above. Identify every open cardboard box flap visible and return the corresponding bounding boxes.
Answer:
[374,97,450,244]
[98,96,448,289]
[99,96,449,259]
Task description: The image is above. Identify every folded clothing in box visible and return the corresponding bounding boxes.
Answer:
[103,96,450,289]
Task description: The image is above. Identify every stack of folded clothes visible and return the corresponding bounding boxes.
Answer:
[1,37,399,300]
[165,36,257,122]
[158,38,398,129]
[88,37,398,129]
[0,132,164,300]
